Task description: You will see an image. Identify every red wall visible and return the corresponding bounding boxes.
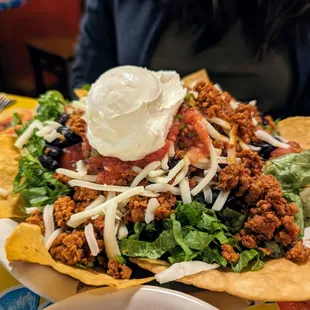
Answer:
[0,0,82,92]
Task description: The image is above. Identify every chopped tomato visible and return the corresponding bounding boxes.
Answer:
[271,141,303,159]
[60,144,84,170]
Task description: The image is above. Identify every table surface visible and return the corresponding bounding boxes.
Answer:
[0,94,309,310]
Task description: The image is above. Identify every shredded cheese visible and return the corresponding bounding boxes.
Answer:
[131,166,142,174]
[145,198,160,224]
[68,180,130,193]
[45,228,63,250]
[161,153,169,170]
[43,130,63,143]
[255,130,289,149]
[14,120,43,149]
[238,137,250,150]
[76,160,87,176]
[191,138,218,196]
[67,186,144,228]
[212,190,230,211]
[104,202,121,259]
[106,191,116,201]
[155,261,219,284]
[168,143,175,157]
[26,206,44,214]
[148,169,165,177]
[227,127,236,164]
[179,177,192,204]
[85,195,106,211]
[148,176,171,184]
[72,100,86,111]
[207,117,231,130]
[85,223,100,256]
[171,155,190,186]
[145,184,180,196]
[201,119,229,142]
[248,145,262,152]
[203,185,213,204]
[131,161,161,188]
[43,204,55,243]
[36,121,62,137]
[117,221,128,240]
[167,159,185,179]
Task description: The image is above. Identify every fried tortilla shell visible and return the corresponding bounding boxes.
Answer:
[0,134,24,218]
[182,69,210,89]
[5,223,154,289]
[278,117,310,150]
[130,258,310,302]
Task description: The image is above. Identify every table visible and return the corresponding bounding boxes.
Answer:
[0,95,309,310]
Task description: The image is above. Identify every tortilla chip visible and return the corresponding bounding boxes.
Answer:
[131,258,310,302]
[278,117,310,150]
[74,89,89,100]
[5,223,154,288]
[0,135,24,218]
[182,69,210,89]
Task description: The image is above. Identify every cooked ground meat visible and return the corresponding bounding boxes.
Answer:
[73,186,100,202]
[54,196,76,227]
[154,192,177,220]
[53,172,71,184]
[107,258,132,280]
[125,195,148,223]
[221,244,240,263]
[213,140,229,151]
[67,109,86,138]
[217,163,251,195]
[236,230,258,248]
[75,201,90,213]
[92,215,105,238]
[26,210,45,235]
[285,241,310,263]
[239,149,263,176]
[244,212,281,239]
[114,169,137,186]
[50,230,103,266]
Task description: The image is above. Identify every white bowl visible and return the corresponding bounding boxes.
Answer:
[45,285,218,310]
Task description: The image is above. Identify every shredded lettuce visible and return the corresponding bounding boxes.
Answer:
[13,154,70,207]
[232,249,264,272]
[219,208,247,234]
[35,90,66,122]
[264,150,310,191]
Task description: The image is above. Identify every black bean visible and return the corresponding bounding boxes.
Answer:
[45,144,62,159]
[38,154,59,170]
[56,114,70,125]
[57,126,81,145]
[258,143,276,160]
[168,159,179,170]
[49,138,63,147]
[194,192,205,205]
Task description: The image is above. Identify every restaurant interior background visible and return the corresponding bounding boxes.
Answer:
[0,0,83,99]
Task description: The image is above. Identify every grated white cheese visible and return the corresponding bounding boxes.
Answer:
[131,166,142,174]
[203,185,213,204]
[43,130,63,143]
[212,190,230,211]
[26,206,44,214]
[179,177,192,204]
[45,228,63,250]
[238,137,250,150]
[248,145,262,152]
[117,221,128,240]
[106,191,116,201]
[85,195,106,211]
[76,160,87,176]
[67,186,145,228]
[68,180,130,193]
[227,127,236,165]
[191,137,218,196]
[72,100,86,111]
[145,184,180,196]
[36,121,62,137]
[0,187,9,198]
[85,223,100,256]
[248,100,257,106]
[168,143,175,157]
[155,261,219,284]
[161,153,169,170]
[145,198,160,224]
[171,155,190,186]
[201,119,229,142]
[255,130,289,149]
[148,169,165,178]
[207,117,231,130]
[167,158,185,179]
[104,202,121,259]
[131,161,161,188]
[148,176,171,184]
[43,204,54,244]
[14,120,43,149]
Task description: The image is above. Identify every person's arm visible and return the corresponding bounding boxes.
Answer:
[71,0,117,89]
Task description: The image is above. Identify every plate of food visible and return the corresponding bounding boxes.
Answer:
[0,66,309,303]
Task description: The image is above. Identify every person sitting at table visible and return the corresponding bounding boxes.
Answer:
[71,0,310,117]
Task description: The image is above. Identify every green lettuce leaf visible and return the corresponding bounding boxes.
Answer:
[283,191,304,235]
[232,249,262,272]
[219,208,247,234]
[119,229,176,259]
[175,201,207,226]
[13,154,70,207]
[183,230,214,250]
[300,187,310,228]
[35,90,66,122]
[264,241,284,258]
[263,150,310,191]
[202,247,227,267]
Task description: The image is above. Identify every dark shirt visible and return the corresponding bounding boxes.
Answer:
[72,0,310,117]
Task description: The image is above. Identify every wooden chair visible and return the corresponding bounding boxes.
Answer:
[26,35,76,99]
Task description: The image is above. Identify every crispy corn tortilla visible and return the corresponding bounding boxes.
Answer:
[74,89,89,100]
[0,135,24,218]
[182,69,210,89]
[5,223,154,288]
[278,117,310,150]
[131,258,310,302]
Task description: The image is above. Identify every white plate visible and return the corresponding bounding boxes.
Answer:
[45,286,218,310]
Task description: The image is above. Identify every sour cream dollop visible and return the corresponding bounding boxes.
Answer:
[85,66,186,161]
